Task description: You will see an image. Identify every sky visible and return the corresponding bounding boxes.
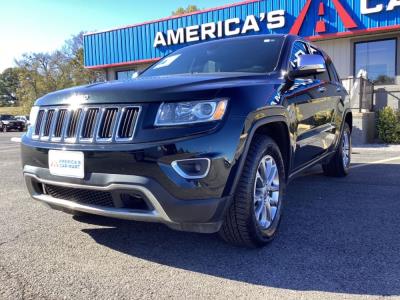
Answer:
[0,0,242,72]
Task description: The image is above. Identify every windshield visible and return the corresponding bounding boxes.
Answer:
[0,115,15,120]
[141,36,284,77]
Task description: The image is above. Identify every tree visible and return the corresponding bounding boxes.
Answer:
[14,32,105,112]
[0,68,20,105]
[172,5,199,16]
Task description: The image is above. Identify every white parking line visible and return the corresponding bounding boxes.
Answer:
[10,137,21,143]
[351,156,400,169]
[0,145,20,150]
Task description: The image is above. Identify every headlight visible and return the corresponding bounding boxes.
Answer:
[154,99,228,126]
[29,106,40,128]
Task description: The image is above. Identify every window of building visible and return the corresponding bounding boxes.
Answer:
[116,70,136,81]
[354,39,397,85]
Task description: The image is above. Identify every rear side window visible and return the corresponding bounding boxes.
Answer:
[327,61,341,83]
[315,66,330,82]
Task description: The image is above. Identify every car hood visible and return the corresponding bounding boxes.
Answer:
[35,73,280,106]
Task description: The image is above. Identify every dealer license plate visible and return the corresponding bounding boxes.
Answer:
[49,150,85,179]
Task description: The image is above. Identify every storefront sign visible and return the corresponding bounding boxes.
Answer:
[153,0,400,48]
[153,11,285,47]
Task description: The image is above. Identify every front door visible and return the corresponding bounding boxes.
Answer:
[283,42,337,170]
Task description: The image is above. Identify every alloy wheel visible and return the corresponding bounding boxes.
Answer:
[342,131,350,168]
[253,155,280,230]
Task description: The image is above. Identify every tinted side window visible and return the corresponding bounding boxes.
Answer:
[290,42,309,68]
[316,67,330,82]
[327,62,338,82]
[329,62,342,83]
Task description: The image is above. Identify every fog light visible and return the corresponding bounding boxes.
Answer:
[171,158,211,179]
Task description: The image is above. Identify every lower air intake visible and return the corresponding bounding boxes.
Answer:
[44,184,115,207]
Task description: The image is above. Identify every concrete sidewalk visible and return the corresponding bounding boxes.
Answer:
[353,144,400,152]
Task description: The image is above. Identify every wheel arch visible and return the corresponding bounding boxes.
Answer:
[253,121,291,180]
[345,110,353,133]
[225,115,292,197]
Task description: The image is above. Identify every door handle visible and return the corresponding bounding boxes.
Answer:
[336,87,342,92]
[318,87,326,93]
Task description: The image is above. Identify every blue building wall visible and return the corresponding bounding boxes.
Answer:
[84,0,400,68]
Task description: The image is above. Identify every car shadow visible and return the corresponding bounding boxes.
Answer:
[77,163,400,296]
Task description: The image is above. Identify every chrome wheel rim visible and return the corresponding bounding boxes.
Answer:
[253,155,280,230]
[342,131,350,168]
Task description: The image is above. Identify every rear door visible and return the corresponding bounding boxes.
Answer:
[309,46,341,151]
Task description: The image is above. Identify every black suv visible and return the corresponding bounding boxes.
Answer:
[1,114,25,132]
[21,35,352,247]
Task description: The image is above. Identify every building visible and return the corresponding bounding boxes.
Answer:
[83,0,400,143]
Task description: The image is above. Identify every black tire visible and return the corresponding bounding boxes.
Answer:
[219,135,285,248]
[2,125,7,133]
[322,122,351,177]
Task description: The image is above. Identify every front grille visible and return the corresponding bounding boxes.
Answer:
[44,184,115,207]
[32,105,140,143]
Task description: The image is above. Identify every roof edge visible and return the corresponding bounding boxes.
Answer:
[84,0,261,36]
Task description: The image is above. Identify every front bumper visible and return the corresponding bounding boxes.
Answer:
[4,123,24,130]
[24,165,231,233]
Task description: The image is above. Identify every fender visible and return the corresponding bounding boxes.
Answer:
[333,107,353,151]
[225,110,292,197]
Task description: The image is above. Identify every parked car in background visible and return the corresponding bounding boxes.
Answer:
[21,35,352,247]
[0,114,25,132]
[15,115,30,127]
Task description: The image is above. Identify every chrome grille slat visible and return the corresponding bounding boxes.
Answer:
[99,108,118,140]
[65,109,83,143]
[34,110,45,137]
[120,108,131,138]
[43,109,55,137]
[53,109,67,138]
[81,108,99,139]
[32,105,140,144]
[116,107,140,141]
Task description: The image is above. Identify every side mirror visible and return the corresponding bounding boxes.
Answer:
[131,71,140,79]
[288,54,326,80]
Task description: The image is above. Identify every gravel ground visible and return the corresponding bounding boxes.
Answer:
[0,132,399,300]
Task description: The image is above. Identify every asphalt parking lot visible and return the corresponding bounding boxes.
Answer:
[0,132,399,299]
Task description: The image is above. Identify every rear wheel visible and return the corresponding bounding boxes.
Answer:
[219,135,285,248]
[322,123,351,177]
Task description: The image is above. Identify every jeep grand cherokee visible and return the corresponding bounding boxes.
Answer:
[21,35,352,247]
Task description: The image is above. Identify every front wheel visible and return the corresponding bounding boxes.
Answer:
[219,135,285,248]
[322,123,351,177]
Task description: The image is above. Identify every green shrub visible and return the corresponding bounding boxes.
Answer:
[377,107,400,144]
